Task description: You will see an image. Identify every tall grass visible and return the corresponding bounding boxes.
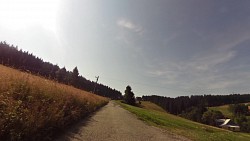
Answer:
[0,65,108,140]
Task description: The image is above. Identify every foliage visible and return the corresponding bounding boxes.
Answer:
[0,41,122,100]
[229,104,250,132]
[143,95,250,131]
[240,120,250,133]
[181,106,207,123]
[209,105,233,118]
[117,101,250,141]
[0,65,108,140]
[209,104,250,132]
[202,110,224,126]
[229,104,249,116]
[142,94,250,115]
[123,86,136,106]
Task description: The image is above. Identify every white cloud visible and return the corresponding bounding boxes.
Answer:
[117,18,143,33]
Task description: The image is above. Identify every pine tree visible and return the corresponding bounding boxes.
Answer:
[124,85,136,105]
[72,66,79,86]
[55,67,67,82]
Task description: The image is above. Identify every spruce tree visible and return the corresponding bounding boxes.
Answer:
[124,85,136,105]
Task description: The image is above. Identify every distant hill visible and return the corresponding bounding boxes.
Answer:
[0,41,122,99]
[209,102,250,118]
[143,94,250,115]
[118,101,250,141]
[209,105,233,118]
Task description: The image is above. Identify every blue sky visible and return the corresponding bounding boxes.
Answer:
[1,0,250,97]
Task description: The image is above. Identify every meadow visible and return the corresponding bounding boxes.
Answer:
[208,105,233,118]
[118,101,250,141]
[0,65,108,140]
[209,103,250,121]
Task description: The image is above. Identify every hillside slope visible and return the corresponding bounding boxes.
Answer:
[209,103,250,118]
[118,101,250,141]
[0,42,122,99]
[0,65,108,140]
[209,105,233,118]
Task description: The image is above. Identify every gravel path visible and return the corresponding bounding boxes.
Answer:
[56,101,191,141]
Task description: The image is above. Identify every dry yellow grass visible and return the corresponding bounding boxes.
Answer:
[0,65,108,140]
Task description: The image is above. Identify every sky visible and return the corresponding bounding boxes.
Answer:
[1,0,250,97]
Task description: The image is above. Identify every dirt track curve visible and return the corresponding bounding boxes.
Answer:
[56,101,190,141]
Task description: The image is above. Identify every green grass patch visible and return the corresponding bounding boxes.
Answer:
[117,101,250,141]
[209,105,233,118]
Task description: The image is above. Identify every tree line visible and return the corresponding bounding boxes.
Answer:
[0,41,122,99]
[229,104,250,132]
[142,94,250,115]
[142,94,250,132]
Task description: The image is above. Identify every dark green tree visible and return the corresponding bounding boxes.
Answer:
[124,85,136,105]
[71,66,79,86]
[229,104,249,116]
[72,66,79,78]
[55,67,67,82]
[202,110,224,126]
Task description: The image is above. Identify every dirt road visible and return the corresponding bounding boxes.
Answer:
[57,101,190,141]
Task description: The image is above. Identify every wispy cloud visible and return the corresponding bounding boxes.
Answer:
[144,18,250,95]
[189,50,236,71]
[117,18,143,34]
[145,47,241,94]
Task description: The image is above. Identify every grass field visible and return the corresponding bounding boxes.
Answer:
[139,101,166,112]
[117,101,250,141]
[208,105,233,118]
[208,102,250,118]
[0,65,108,140]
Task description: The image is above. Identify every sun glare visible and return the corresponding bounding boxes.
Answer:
[0,0,60,31]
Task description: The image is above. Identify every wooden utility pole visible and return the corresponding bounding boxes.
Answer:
[93,76,99,94]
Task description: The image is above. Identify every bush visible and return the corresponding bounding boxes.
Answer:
[202,110,224,126]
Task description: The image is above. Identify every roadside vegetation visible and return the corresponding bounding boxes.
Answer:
[117,101,250,141]
[0,65,108,140]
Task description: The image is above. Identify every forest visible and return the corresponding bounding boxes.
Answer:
[142,94,250,132]
[142,94,250,115]
[0,41,122,100]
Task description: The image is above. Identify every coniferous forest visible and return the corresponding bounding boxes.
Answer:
[142,94,250,115]
[142,94,250,132]
[0,41,122,99]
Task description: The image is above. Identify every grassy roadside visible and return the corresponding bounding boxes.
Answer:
[0,65,108,140]
[117,101,250,141]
